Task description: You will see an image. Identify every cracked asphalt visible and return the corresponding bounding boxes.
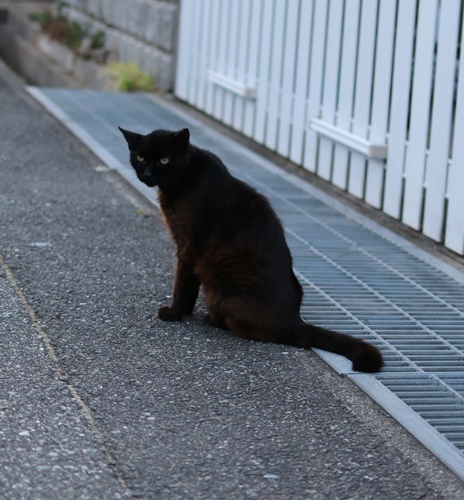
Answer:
[1,61,463,498]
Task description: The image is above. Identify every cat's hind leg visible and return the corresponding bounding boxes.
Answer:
[225,317,280,344]
[204,313,229,330]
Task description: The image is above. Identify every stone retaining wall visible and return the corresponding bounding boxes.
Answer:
[0,1,112,89]
[60,0,178,91]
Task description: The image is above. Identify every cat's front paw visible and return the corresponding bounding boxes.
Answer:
[158,306,184,322]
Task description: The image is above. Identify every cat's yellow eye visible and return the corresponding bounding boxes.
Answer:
[160,158,169,165]
[136,155,145,163]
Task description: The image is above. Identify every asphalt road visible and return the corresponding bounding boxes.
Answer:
[1,61,463,499]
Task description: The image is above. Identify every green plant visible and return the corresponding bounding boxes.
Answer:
[29,11,53,24]
[90,30,105,50]
[30,8,94,53]
[107,61,157,92]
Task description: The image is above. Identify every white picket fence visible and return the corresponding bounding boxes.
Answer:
[175,0,464,255]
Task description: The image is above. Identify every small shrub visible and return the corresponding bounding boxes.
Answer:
[30,8,96,53]
[107,61,157,92]
[29,11,53,24]
[90,30,105,50]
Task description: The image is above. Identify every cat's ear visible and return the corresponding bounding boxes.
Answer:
[119,127,143,150]
[174,128,190,149]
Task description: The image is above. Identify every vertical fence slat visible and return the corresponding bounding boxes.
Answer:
[186,0,203,105]
[364,0,397,208]
[332,0,361,190]
[204,0,221,115]
[289,0,314,165]
[445,18,464,255]
[423,0,461,241]
[347,0,379,199]
[383,0,417,219]
[317,0,344,181]
[276,0,300,158]
[243,0,262,137]
[174,0,194,100]
[303,0,329,173]
[222,0,240,126]
[232,0,250,132]
[253,0,274,144]
[264,0,286,151]
[195,0,211,111]
[401,0,439,230]
[184,1,199,104]
[212,0,230,121]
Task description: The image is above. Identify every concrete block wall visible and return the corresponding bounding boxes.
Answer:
[60,0,178,91]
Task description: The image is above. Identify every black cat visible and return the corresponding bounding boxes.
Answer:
[120,127,383,373]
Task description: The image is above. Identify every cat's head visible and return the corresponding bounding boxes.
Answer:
[119,127,190,188]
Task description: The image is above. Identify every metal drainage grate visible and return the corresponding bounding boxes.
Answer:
[379,374,464,448]
[28,87,464,481]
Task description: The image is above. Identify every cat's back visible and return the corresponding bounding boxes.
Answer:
[162,143,287,254]
[190,150,277,229]
[198,158,288,260]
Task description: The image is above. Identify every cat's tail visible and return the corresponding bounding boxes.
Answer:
[290,322,383,373]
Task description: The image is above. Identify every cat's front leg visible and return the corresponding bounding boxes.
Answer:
[159,259,200,321]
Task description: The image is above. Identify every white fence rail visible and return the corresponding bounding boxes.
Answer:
[175,0,464,255]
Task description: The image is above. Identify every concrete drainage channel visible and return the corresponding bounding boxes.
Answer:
[28,87,464,482]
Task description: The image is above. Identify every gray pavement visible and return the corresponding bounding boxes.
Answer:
[1,61,463,498]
